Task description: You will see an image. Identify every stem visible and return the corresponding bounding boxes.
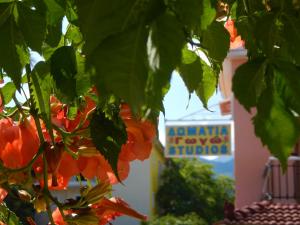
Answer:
[12,95,26,119]
[243,0,249,14]
[42,153,55,225]
[26,63,57,224]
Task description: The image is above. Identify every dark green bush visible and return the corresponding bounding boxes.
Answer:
[142,213,208,225]
[155,159,234,224]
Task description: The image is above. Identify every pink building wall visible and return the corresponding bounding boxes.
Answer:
[233,98,270,208]
[222,49,271,208]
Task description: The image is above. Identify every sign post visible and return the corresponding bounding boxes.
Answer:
[165,121,233,158]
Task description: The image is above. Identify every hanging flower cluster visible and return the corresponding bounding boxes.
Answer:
[224,19,245,49]
[0,89,156,225]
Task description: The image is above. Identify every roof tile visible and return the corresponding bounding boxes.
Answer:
[215,201,300,225]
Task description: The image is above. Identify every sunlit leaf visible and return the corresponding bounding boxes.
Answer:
[0,82,16,105]
[253,89,300,170]
[88,25,148,113]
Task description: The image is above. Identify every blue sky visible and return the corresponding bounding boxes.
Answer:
[158,71,228,145]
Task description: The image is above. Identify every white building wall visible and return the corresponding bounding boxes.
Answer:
[112,159,151,225]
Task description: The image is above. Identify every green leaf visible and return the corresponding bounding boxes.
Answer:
[65,24,83,46]
[0,203,22,225]
[179,48,217,108]
[75,52,91,96]
[0,2,11,26]
[232,59,267,111]
[146,12,185,111]
[50,46,77,102]
[173,0,203,33]
[148,13,185,74]
[30,61,52,118]
[195,61,217,109]
[200,0,216,30]
[202,21,230,62]
[41,37,64,60]
[0,82,16,105]
[45,20,63,47]
[273,60,300,115]
[255,12,277,54]
[253,89,300,169]
[76,0,153,55]
[0,4,29,89]
[90,108,127,180]
[66,0,78,25]
[179,50,203,93]
[88,25,148,113]
[16,2,46,53]
[281,15,300,65]
[44,0,64,47]
[181,46,197,64]
[44,0,64,25]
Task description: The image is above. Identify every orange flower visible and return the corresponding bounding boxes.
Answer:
[19,117,40,165]
[92,197,147,225]
[34,143,80,190]
[52,208,66,225]
[224,19,245,49]
[0,188,7,202]
[119,103,156,162]
[79,155,130,184]
[0,117,39,169]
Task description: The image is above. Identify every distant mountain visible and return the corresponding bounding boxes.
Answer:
[199,157,234,178]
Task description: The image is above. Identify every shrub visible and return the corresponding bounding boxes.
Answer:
[142,213,208,225]
[155,159,234,224]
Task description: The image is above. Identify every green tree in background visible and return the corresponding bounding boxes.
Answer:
[154,159,234,224]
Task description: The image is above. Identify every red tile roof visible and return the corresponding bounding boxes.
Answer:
[215,201,300,225]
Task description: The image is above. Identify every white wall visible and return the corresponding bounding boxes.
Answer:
[112,159,151,225]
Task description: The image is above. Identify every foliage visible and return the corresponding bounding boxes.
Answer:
[231,0,300,168]
[155,159,234,224]
[142,213,208,225]
[0,0,299,224]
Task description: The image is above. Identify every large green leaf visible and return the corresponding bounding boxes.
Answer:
[253,89,300,169]
[50,46,77,102]
[200,0,216,31]
[76,0,152,55]
[44,0,64,47]
[179,49,203,93]
[16,2,46,53]
[195,60,217,109]
[232,59,267,111]
[90,108,127,180]
[174,0,207,33]
[65,0,78,25]
[88,25,149,113]
[65,24,83,47]
[30,61,53,119]
[0,82,16,105]
[75,52,91,96]
[146,12,185,111]
[44,0,64,25]
[281,15,300,65]
[235,16,258,57]
[179,47,217,108]
[273,60,300,115]
[0,3,29,89]
[202,21,230,62]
